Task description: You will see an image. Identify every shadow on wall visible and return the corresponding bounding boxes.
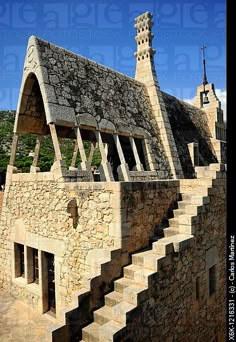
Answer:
[162,92,218,178]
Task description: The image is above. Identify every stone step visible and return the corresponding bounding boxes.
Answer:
[168,218,179,228]
[204,170,225,179]
[178,225,195,235]
[163,227,179,238]
[152,238,174,255]
[178,214,199,226]
[105,291,123,307]
[124,264,143,280]
[195,166,208,174]
[181,187,208,196]
[173,209,185,217]
[112,301,136,324]
[123,283,148,305]
[114,278,134,293]
[208,163,225,171]
[94,306,113,326]
[195,169,207,178]
[177,201,189,209]
[132,267,157,286]
[169,234,194,252]
[132,250,153,266]
[132,251,165,271]
[184,204,205,215]
[99,320,126,342]
[181,193,192,201]
[82,322,100,342]
[190,195,210,205]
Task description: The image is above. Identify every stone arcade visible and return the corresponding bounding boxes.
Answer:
[0,12,226,341]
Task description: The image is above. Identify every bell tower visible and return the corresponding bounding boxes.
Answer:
[193,46,226,163]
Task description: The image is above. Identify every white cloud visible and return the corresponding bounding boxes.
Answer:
[215,89,227,121]
[183,89,227,122]
[183,97,194,105]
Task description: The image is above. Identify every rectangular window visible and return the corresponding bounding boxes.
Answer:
[33,248,39,284]
[209,265,216,296]
[15,243,25,278]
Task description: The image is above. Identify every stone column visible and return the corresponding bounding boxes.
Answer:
[70,141,78,168]
[113,134,130,181]
[49,123,63,161]
[30,135,42,172]
[129,137,144,171]
[142,139,157,171]
[88,142,96,164]
[188,142,199,167]
[95,131,114,181]
[75,127,89,171]
[9,133,19,166]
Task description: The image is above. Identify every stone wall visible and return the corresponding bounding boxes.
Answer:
[114,178,226,341]
[162,92,218,177]
[0,192,3,214]
[119,181,179,253]
[0,174,179,314]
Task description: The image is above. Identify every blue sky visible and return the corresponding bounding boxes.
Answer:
[0,0,226,112]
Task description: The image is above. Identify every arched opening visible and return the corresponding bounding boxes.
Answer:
[16,73,48,135]
[12,73,56,172]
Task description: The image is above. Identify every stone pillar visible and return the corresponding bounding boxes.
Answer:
[75,127,89,171]
[129,137,144,171]
[113,134,130,181]
[30,135,42,172]
[188,142,199,166]
[134,12,183,179]
[49,123,63,161]
[70,141,78,168]
[141,139,157,171]
[88,142,96,164]
[95,131,114,181]
[9,133,19,166]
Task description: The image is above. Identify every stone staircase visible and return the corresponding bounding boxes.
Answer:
[80,163,225,342]
[50,249,129,342]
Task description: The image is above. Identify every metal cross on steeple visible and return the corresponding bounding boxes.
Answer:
[201,45,208,86]
[201,45,209,104]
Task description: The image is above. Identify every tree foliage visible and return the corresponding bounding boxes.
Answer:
[0,111,101,177]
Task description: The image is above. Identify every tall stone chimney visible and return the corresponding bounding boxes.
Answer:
[134,12,183,179]
[134,12,158,86]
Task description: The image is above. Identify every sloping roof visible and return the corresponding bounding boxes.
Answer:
[15,36,159,137]
[162,92,217,176]
[14,36,218,177]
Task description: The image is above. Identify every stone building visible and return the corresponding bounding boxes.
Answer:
[0,12,226,342]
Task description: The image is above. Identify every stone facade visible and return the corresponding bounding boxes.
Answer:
[0,10,226,342]
[0,192,3,214]
[0,172,178,313]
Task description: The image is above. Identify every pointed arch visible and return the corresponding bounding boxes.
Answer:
[14,73,49,135]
